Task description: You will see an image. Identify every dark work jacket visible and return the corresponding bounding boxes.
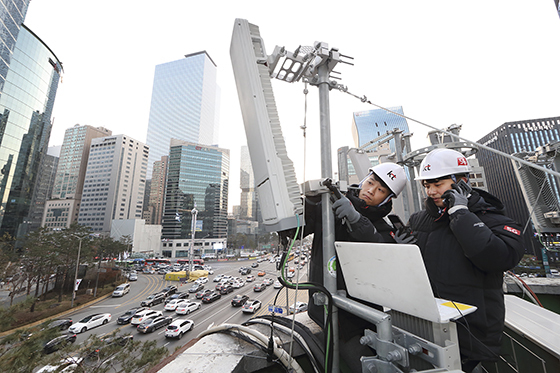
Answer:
[305,187,396,330]
[408,188,524,362]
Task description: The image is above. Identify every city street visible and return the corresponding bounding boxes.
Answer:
[58,257,309,353]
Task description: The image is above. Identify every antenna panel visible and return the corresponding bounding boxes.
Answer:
[230,19,303,232]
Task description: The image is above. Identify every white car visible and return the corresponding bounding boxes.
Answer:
[37,357,83,373]
[130,310,162,326]
[164,318,194,339]
[213,274,224,282]
[289,302,308,314]
[195,277,208,284]
[112,283,131,297]
[273,280,282,289]
[242,299,262,313]
[175,301,201,315]
[164,299,182,311]
[232,281,245,289]
[68,313,111,334]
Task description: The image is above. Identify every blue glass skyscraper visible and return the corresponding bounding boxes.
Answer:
[352,106,410,152]
[145,51,220,179]
[0,23,62,238]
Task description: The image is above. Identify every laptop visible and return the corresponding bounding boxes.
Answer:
[335,241,477,323]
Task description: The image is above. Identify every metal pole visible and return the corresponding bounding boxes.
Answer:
[189,208,198,274]
[71,237,82,308]
[317,61,340,372]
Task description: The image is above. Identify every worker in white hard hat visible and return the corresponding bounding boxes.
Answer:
[407,148,524,372]
[299,162,410,372]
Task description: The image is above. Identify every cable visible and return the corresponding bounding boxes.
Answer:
[197,324,305,373]
[505,271,543,307]
[244,318,322,373]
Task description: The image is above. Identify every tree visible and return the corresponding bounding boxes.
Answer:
[0,327,169,373]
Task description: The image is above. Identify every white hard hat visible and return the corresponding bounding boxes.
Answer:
[367,162,407,197]
[415,148,472,181]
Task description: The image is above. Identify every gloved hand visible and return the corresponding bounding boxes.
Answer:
[442,180,471,214]
[393,227,417,244]
[332,195,361,224]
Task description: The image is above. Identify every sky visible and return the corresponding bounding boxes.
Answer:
[24,1,560,211]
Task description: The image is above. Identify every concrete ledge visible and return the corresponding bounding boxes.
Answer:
[154,313,320,372]
[505,277,560,295]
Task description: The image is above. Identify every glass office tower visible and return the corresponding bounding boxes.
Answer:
[352,106,410,151]
[162,140,229,240]
[0,24,63,238]
[145,51,220,179]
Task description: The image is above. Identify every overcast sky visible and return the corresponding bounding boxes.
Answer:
[24,1,560,209]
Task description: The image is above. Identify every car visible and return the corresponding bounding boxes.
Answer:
[143,267,155,274]
[240,268,251,275]
[37,357,83,373]
[165,292,189,304]
[196,289,212,299]
[273,280,283,289]
[253,283,266,292]
[69,313,112,334]
[86,334,133,360]
[157,268,168,275]
[175,301,201,315]
[257,271,266,276]
[231,294,249,307]
[137,315,173,333]
[140,293,165,307]
[246,275,255,282]
[202,292,221,303]
[164,299,184,311]
[220,284,234,295]
[112,283,131,297]
[213,274,224,282]
[242,299,262,313]
[188,283,204,293]
[195,277,208,284]
[289,301,308,314]
[232,280,245,289]
[251,263,259,268]
[287,271,295,278]
[43,334,77,354]
[45,318,73,330]
[130,310,163,326]
[263,278,274,286]
[165,319,194,339]
[116,307,146,324]
[161,285,178,297]
[238,267,246,273]
[128,273,138,281]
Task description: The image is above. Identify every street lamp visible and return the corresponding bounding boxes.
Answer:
[70,234,86,308]
[189,207,198,274]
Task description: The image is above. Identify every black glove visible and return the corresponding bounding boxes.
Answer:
[393,227,417,244]
[332,195,361,224]
[442,180,471,214]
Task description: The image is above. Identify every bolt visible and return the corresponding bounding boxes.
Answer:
[365,362,377,373]
[386,350,402,362]
[360,335,372,345]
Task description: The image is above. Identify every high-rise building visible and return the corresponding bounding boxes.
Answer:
[0,23,63,238]
[143,155,168,225]
[77,135,149,233]
[352,106,410,151]
[22,146,60,235]
[161,140,229,241]
[476,116,560,253]
[145,51,220,178]
[42,125,112,230]
[240,146,257,220]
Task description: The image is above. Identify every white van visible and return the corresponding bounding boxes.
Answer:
[112,283,131,297]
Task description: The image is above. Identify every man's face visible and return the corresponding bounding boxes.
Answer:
[359,175,391,206]
[422,178,456,208]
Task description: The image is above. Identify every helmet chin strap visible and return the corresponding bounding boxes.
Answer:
[376,194,394,207]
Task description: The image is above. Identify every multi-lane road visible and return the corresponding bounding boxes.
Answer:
[63,258,309,353]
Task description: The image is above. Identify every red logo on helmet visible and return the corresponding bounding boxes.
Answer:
[457,157,468,166]
[423,164,431,172]
[387,170,396,180]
